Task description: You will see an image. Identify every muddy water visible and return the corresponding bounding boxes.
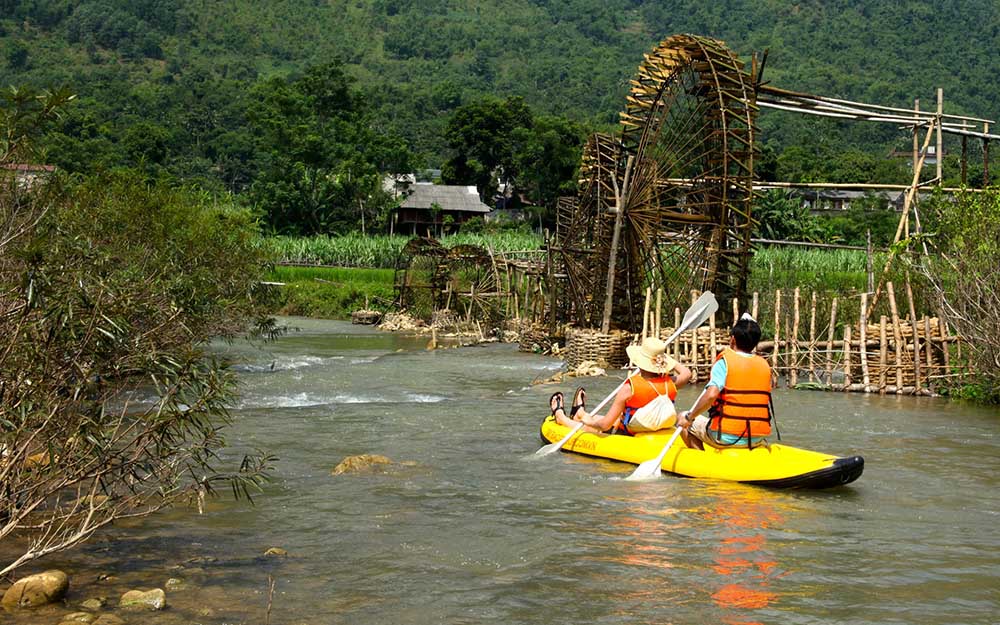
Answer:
[3,318,998,625]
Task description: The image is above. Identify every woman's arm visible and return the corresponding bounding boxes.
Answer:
[672,362,692,389]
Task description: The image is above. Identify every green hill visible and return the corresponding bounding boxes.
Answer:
[2,1,998,192]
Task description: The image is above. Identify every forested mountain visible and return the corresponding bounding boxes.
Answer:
[2,0,998,229]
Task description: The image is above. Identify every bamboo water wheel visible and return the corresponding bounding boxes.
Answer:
[394,237,448,318]
[554,33,758,331]
[395,238,505,328]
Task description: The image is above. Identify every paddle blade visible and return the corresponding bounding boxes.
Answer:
[535,421,584,456]
[624,457,665,481]
[623,427,684,481]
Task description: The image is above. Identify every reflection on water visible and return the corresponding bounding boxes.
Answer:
[1,318,998,625]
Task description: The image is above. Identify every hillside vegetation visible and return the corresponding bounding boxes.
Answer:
[2,1,997,187]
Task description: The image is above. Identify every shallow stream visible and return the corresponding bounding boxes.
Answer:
[3,318,998,624]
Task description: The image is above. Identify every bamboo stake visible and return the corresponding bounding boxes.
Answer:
[879,315,888,393]
[860,292,871,391]
[791,287,800,387]
[655,288,663,339]
[690,290,699,381]
[887,282,904,393]
[772,289,781,385]
[826,297,838,386]
[938,316,951,373]
[843,325,853,390]
[674,307,681,362]
[732,298,739,322]
[924,316,935,389]
[641,286,652,340]
[752,292,759,319]
[709,310,717,359]
[904,278,922,392]
[808,291,817,382]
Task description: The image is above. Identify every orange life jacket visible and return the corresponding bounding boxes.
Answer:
[620,374,677,435]
[625,374,678,407]
[708,348,772,440]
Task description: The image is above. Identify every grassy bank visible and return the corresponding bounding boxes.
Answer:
[267,265,395,319]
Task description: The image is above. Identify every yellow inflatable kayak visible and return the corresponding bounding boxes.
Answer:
[539,416,864,489]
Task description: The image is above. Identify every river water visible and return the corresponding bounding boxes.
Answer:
[3,318,998,625]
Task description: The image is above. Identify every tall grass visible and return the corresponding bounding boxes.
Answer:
[265,233,543,268]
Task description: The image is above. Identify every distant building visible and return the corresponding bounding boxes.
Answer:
[778,188,906,213]
[1,163,56,190]
[391,183,491,235]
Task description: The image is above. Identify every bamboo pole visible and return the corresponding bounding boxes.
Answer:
[710,310,717,359]
[860,292,871,391]
[808,291,817,382]
[937,88,944,183]
[752,292,759,319]
[772,290,781,385]
[791,287,800,387]
[843,325,853,390]
[904,278,922,392]
[887,282,904,394]
[732,298,739,322]
[870,122,936,315]
[924,316,935,389]
[674,307,681,362]
[938,316,951,373]
[641,286,652,340]
[655,288,663,339]
[690,290,699,381]
[879,315,888,393]
[826,297,838,386]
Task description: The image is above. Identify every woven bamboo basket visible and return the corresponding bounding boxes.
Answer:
[565,328,631,370]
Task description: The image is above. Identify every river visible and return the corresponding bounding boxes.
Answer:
[3,318,998,625]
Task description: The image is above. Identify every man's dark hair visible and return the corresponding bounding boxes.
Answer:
[731,318,762,352]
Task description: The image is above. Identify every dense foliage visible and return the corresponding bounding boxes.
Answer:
[0,91,273,574]
[2,0,997,232]
[917,190,1000,403]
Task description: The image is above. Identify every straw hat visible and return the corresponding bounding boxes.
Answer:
[626,336,678,374]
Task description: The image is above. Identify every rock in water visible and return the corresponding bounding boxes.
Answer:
[119,588,166,611]
[331,454,393,475]
[1,569,70,608]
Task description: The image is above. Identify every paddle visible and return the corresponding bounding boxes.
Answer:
[624,291,720,480]
[535,291,718,457]
[623,426,684,481]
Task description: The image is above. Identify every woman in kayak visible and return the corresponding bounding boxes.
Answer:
[549,336,691,435]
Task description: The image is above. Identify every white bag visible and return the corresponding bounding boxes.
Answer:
[627,390,677,432]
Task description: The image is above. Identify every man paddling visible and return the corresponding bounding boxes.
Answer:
[676,314,774,450]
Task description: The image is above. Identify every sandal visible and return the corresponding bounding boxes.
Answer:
[570,387,587,417]
[549,392,564,417]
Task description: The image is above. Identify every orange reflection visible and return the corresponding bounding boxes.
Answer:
[702,484,785,623]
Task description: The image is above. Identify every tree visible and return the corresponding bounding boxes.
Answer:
[915,190,1000,403]
[511,114,585,219]
[247,63,413,234]
[0,92,273,575]
[442,96,534,202]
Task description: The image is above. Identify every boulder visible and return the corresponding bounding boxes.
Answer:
[92,615,126,625]
[80,597,106,610]
[60,613,96,623]
[331,454,393,475]
[164,578,185,591]
[263,547,288,557]
[1,569,69,608]
[119,588,166,611]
